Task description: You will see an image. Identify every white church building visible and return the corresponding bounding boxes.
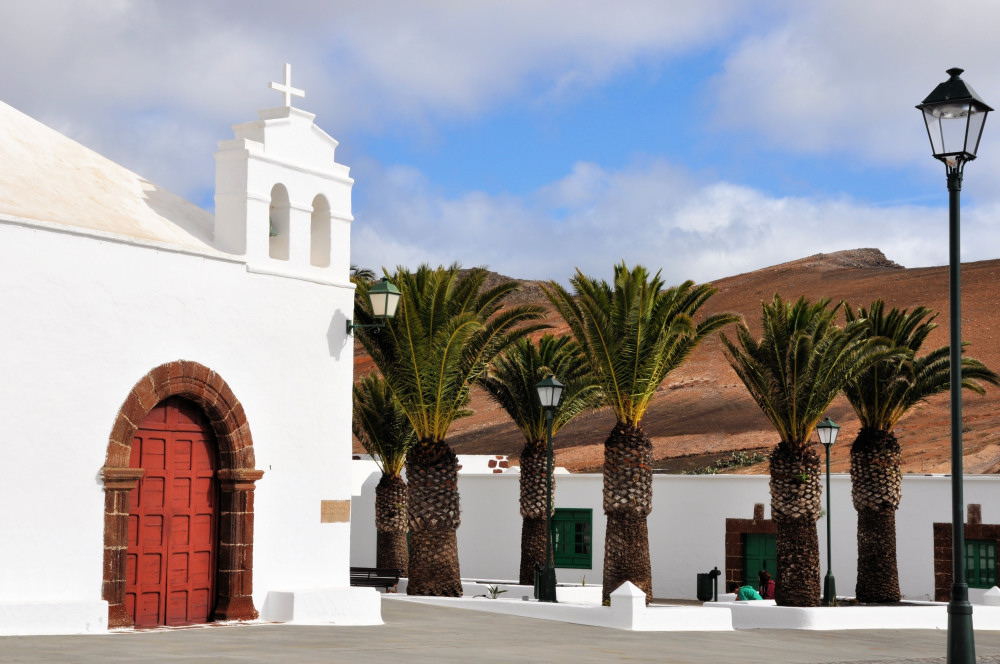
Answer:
[0,67,379,634]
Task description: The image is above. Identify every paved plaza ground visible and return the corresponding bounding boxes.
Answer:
[2,601,1000,663]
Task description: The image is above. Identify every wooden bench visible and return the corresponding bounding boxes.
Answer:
[350,567,403,593]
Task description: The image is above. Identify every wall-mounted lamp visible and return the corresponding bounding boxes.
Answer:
[347,277,401,335]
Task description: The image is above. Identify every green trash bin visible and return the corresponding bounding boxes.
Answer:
[696,573,714,601]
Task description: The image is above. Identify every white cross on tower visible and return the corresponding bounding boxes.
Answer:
[270,63,305,108]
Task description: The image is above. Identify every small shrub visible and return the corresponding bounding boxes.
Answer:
[723,450,768,468]
[682,450,769,475]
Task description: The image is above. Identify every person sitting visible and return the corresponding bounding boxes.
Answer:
[731,582,763,601]
[758,570,775,600]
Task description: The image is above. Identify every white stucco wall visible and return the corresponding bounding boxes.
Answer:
[0,93,380,634]
[0,214,355,612]
[351,463,999,602]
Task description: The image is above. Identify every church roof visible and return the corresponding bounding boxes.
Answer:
[0,100,216,252]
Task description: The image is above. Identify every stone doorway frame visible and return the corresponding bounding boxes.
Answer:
[725,503,777,590]
[933,504,1000,601]
[100,360,264,628]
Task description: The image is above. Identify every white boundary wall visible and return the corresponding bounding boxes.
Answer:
[352,464,1000,602]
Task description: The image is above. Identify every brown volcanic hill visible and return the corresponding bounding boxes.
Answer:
[354,250,1000,475]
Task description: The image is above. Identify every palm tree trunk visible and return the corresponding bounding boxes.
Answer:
[850,428,902,603]
[602,422,653,604]
[769,443,822,606]
[520,518,547,586]
[375,473,408,575]
[405,439,462,596]
[519,439,550,585]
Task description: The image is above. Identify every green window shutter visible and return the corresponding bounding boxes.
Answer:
[744,534,778,586]
[552,508,592,569]
[966,539,998,589]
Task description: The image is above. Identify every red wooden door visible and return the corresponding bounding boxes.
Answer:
[126,397,218,628]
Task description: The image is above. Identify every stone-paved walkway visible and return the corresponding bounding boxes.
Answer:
[2,601,1000,663]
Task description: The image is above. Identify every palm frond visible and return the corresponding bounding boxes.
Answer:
[722,294,895,451]
[358,264,547,443]
[479,334,603,443]
[350,264,377,284]
[544,262,738,426]
[352,373,416,476]
[843,300,1000,430]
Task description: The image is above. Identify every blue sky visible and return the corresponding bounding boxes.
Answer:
[3,1,1000,283]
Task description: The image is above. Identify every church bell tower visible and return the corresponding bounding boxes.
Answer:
[214,64,353,279]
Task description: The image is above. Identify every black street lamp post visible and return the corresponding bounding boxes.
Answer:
[816,417,840,606]
[917,67,992,664]
[535,374,564,603]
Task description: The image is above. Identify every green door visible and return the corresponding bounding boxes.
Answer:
[552,508,593,569]
[966,539,998,589]
[744,534,777,585]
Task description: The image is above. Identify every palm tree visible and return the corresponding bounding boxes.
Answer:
[479,334,602,585]
[721,295,893,607]
[351,264,377,284]
[353,373,416,574]
[545,262,737,603]
[842,300,1000,603]
[357,264,546,596]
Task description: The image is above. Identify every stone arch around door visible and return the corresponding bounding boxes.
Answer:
[100,360,264,629]
[726,503,777,590]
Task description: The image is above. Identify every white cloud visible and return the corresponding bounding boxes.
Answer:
[330,1,753,119]
[8,1,992,202]
[0,1,755,200]
[353,156,979,284]
[2,0,996,288]
[710,0,1000,176]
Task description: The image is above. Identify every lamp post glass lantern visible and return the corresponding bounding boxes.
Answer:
[346,277,401,334]
[535,374,564,603]
[816,417,839,606]
[918,67,991,664]
[536,374,564,409]
[918,68,992,171]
